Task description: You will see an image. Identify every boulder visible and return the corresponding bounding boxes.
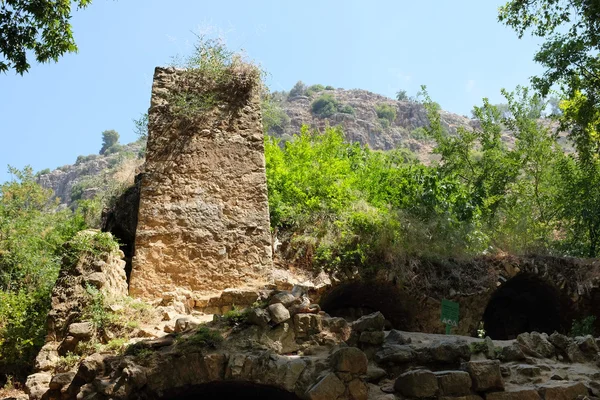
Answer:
[294,313,322,338]
[434,370,472,396]
[267,303,291,325]
[427,340,471,363]
[331,347,368,374]
[499,342,525,362]
[247,308,271,327]
[537,382,589,400]
[462,360,504,392]
[517,332,555,358]
[385,329,411,345]
[375,344,416,364]
[576,335,599,356]
[359,331,385,345]
[394,369,438,398]
[352,312,386,332]
[174,316,200,333]
[269,292,297,308]
[348,379,368,400]
[49,371,76,391]
[24,373,51,400]
[68,322,95,340]
[548,332,570,351]
[305,372,345,400]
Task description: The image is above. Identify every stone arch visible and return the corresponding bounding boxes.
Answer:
[158,382,303,400]
[319,280,408,329]
[482,273,565,340]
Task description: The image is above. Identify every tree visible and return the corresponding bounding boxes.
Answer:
[100,130,120,155]
[499,0,600,156]
[0,0,92,74]
[288,81,307,98]
[396,90,408,101]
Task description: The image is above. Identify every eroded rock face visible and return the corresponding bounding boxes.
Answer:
[130,66,273,300]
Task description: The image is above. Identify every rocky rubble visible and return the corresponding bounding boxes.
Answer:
[23,273,600,400]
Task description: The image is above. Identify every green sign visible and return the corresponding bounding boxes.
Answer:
[441,299,459,329]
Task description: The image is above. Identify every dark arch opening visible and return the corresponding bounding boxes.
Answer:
[483,274,563,340]
[159,382,302,400]
[319,281,406,329]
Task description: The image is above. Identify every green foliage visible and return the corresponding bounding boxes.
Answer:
[338,104,355,115]
[223,306,249,327]
[310,94,354,118]
[75,154,99,165]
[311,94,339,117]
[262,96,291,134]
[36,168,51,176]
[0,167,87,378]
[379,118,390,129]
[0,0,92,74]
[396,90,408,101]
[169,35,262,123]
[55,352,81,373]
[469,341,488,354]
[99,130,120,155]
[133,113,148,141]
[375,103,397,123]
[288,81,307,98]
[306,84,325,96]
[570,316,596,337]
[325,85,335,90]
[184,327,224,348]
[410,127,428,139]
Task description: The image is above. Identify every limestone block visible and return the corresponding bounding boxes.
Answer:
[331,347,368,374]
[434,370,472,396]
[462,360,504,392]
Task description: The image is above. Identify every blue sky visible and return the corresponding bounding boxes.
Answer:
[0,0,543,183]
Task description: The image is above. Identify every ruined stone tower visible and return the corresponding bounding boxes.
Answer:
[129,66,273,300]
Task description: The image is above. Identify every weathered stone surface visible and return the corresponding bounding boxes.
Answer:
[549,332,571,350]
[46,231,127,344]
[462,360,504,392]
[366,365,387,382]
[269,292,297,307]
[25,372,51,400]
[427,340,471,363]
[331,347,368,374]
[130,67,272,299]
[348,379,368,400]
[49,371,76,391]
[174,316,200,333]
[385,329,412,345]
[34,343,60,371]
[306,372,345,400]
[486,389,541,400]
[434,370,471,396]
[517,332,555,358]
[538,382,589,400]
[294,313,322,338]
[76,353,106,383]
[576,335,599,356]
[359,331,385,345]
[247,308,271,327]
[394,369,438,398]
[268,303,291,324]
[500,342,525,362]
[352,312,386,332]
[68,322,94,340]
[515,364,541,377]
[375,344,416,364]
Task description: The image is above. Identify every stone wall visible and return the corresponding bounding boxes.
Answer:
[129,67,273,300]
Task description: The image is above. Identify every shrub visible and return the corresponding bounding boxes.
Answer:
[306,84,325,96]
[379,118,390,129]
[223,306,249,327]
[325,85,335,90]
[396,90,408,101]
[339,104,355,115]
[410,127,428,139]
[570,316,596,337]
[311,94,339,117]
[262,97,291,134]
[375,103,397,123]
[184,327,223,348]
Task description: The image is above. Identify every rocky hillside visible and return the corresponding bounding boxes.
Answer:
[267,87,477,160]
[37,141,144,206]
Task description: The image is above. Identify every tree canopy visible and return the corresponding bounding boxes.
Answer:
[0,0,91,74]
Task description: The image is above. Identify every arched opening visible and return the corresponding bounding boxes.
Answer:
[159,382,302,400]
[483,274,563,340]
[319,281,407,329]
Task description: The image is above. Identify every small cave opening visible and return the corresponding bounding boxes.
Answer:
[319,281,407,329]
[483,274,564,340]
[159,382,302,400]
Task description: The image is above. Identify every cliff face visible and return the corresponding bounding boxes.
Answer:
[36,142,144,206]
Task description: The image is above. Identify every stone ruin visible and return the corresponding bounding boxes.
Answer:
[20,64,600,400]
[129,67,273,301]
